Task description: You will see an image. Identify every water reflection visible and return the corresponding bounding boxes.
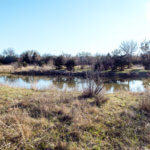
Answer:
[143,78,150,88]
[0,75,148,93]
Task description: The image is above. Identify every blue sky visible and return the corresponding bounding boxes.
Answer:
[0,0,150,55]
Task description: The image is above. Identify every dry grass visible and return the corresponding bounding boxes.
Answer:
[0,87,94,149]
[140,88,150,112]
[15,65,54,73]
[0,64,54,74]
[0,86,150,149]
[0,64,90,74]
[0,65,15,73]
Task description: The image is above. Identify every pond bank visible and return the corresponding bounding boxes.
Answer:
[13,69,150,78]
[0,65,150,79]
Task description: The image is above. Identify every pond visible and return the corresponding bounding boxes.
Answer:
[0,75,149,93]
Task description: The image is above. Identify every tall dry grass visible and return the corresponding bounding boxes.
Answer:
[0,89,102,149]
[140,88,150,112]
[1,85,150,149]
[81,77,108,106]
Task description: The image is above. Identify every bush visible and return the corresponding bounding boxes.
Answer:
[81,77,108,106]
[132,55,142,65]
[112,55,128,71]
[82,79,103,98]
[140,40,150,69]
[94,54,115,72]
[2,56,18,64]
[54,56,65,69]
[141,53,150,70]
[20,50,41,65]
[1,48,18,64]
[17,61,28,67]
[94,53,128,71]
[41,55,53,65]
[22,61,28,67]
[94,60,104,71]
[38,61,45,67]
[65,59,76,71]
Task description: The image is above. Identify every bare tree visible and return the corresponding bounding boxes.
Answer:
[3,48,16,57]
[111,49,122,56]
[119,40,138,68]
[1,48,17,64]
[141,40,150,53]
[140,40,150,70]
[120,40,138,55]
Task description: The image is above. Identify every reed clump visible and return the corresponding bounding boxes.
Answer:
[81,77,108,106]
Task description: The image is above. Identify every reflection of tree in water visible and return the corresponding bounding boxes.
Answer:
[65,77,76,88]
[104,83,129,92]
[102,79,130,92]
[94,78,104,86]
[4,75,53,85]
[52,76,65,89]
[52,77,76,89]
[4,76,18,83]
[75,77,87,90]
[21,76,40,83]
[142,78,150,88]
[4,75,41,84]
[4,75,146,93]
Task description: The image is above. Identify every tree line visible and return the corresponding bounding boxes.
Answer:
[0,40,150,71]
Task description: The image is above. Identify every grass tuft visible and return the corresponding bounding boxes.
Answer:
[81,79,108,106]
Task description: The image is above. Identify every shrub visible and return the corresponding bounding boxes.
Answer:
[38,61,45,67]
[2,56,18,64]
[81,77,108,106]
[23,62,28,67]
[94,54,113,71]
[54,56,65,69]
[19,61,28,67]
[141,53,150,70]
[65,59,76,71]
[20,50,41,65]
[140,40,150,69]
[94,60,104,71]
[76,52,94,66]
[17,62,23,68]
[1,48,18,64]
[112,55,128,71]
[41,55,53,65]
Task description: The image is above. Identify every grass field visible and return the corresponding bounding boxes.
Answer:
[0,85,150,149]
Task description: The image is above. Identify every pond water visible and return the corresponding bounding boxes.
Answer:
[0,75,149,93]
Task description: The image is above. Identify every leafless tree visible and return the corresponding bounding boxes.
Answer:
[140,40,150,70]
[111,49,122,56]
[120,40,138,55]
[3,48,16,57]
[141,40,150,53]
[119,41,138,68]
